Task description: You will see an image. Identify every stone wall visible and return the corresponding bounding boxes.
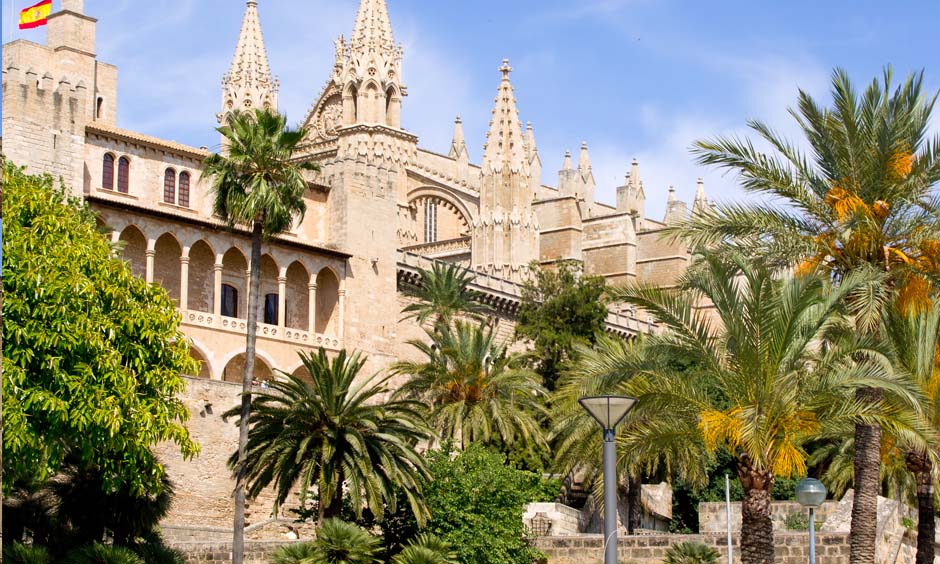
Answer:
[172,541,294,564]
[533,532,851,564]
[698,501,839,533]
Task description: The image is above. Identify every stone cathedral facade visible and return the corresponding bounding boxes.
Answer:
[1,0,708,527]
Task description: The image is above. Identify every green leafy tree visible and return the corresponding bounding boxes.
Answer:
[608,252,924,564]
[228,348,430,525]
[201,108,317,563]
[1,161,197,496]
[421,444,551,564]
[394,321,546,449]
[680,68,940,564]
[515,261,607,390]
[402,262,491,328]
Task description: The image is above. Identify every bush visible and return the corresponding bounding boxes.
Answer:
[663,542,720,564]
[2,543,53,564]
[392,534,458,564]
[422,444,548,564]
[62,543,145,564]
[783,511,822,531]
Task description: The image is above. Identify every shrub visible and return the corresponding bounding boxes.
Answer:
[783,511,822,531]
[2,543,53,564]
[663,542,720,564]
[272,542,319,564]
[392,533,458,564]
[62,543,145,564]
[311,519,381,564]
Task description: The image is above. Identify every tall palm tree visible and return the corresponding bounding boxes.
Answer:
[202,108,316,563]
[886,300,940,564]
[227,348,431,526]
[679,68,940,564]
[401,261,491,328]
[393,321,546,449]
[609,252,921,564]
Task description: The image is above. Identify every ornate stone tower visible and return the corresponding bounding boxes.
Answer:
[219,0,278,125]
[323,0,416,367]
[617,158,646,228]
[472,60,540,281]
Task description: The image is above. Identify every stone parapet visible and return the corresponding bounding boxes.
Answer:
[698,500,839,534]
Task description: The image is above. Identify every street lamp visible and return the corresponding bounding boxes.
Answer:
[795,477,827,564]
[578,395,639,564]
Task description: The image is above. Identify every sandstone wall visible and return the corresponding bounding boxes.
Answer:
[698,501,839,534]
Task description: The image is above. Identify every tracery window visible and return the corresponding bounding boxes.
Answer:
[424,199,438,243]
[117,156,130,194]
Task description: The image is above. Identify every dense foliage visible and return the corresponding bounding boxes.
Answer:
[421,444,554,564]
[1,161,197,495]
[515,260,607,390]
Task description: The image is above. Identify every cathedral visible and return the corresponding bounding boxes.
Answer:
[1,0,705,527]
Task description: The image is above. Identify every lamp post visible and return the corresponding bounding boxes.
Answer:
[795,477,827,564]
[578,395,638,564]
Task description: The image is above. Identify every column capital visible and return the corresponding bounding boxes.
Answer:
[339,289,347,297]
[213,263,223,272]
[145,249,156,258]
[308,283,318,291]
[180,255,191,265]
[277,276,288,284]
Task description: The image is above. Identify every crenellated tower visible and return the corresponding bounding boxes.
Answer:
[219,0,278,128]
[471,60,539,281]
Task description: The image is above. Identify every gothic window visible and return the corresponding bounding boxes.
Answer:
[178,171,191,207]
[102,153,114,190]
[221,284,238,318]
[96,97,104,119]
[263,293,278,325]
[424,199,438,243]
[163,168,176,204]
[117,156,130,194]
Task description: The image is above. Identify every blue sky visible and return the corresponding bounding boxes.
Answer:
[4,0,939,220]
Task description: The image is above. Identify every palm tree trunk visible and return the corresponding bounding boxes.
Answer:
[319,468,345,525]
[627,473,643,534]
[851,387,883,564]
[232,222,263,564]
[905,450,935,564]
[737,458,775,564]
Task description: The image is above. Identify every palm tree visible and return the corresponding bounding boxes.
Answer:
[401,261,491,328]
[202,108,317,563]
[553,334,711,533]
[309,519,381,564]
[226,348,431,526]
[393,320,546,449]
[886,300,940,564]
[392,533,459,564]
[608,252,921,564]
[679,68,940,564]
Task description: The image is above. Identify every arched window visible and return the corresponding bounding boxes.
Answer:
[102,153,114,190]
[117,156,130,194]
[163,168,176,204]
[96,97,104,119]
[424,199,438,243]
[221,284,239,318]
[263,293,278,325]
[178,171,190,208]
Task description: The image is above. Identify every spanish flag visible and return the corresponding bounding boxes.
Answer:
[19,0,52,30]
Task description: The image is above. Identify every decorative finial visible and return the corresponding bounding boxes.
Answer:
[499,58,512,78]
[581,141,588,149]
[455,116,462,124]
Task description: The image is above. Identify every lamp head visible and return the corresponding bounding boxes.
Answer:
[578,395,638,433]
[795,477,827,508]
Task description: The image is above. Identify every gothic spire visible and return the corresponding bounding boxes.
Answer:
[220,0,278,121]
[693,177,711,215]
[578,142,591,176]
[350,0,397,58]
[525,122,539,163]
[482,59,528,174]
[450,116,468,160]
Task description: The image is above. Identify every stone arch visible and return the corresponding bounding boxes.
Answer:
[286,261,310,330]
[186,340,212,379]
[187,240,215,312]
[258,254,279,325]
[222,351,274,384]
[290,362,312,385]
[385,84,401,128]
[343,83,358,126]
[118,225,147,279]
[360,79,383,123]
[221,247,248,319]
[153,232,182,303]
[407,189,472,243]
[315,267,340,335]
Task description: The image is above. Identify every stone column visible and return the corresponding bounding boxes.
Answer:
[145,239,156,283]
[179,247,190,310]
[308,281,317,334]
[277,269,287,327]
[338,289,346,340]
[213,255,224,317]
